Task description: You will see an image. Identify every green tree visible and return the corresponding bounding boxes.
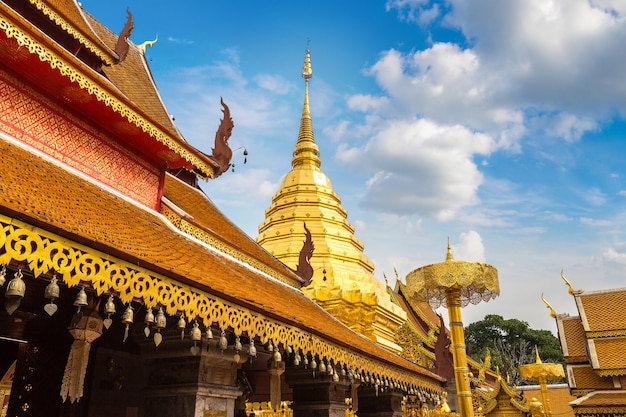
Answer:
[464,314,564,385]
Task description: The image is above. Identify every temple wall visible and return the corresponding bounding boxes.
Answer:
[0,67,161,209]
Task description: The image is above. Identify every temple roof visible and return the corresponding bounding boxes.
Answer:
[0,0,220,178]
[0,134,443,387]
[570,390,626,412]
[162,173,304,288]
[14,0,118,64]
[576,288,626,333]
[558,316,589,363]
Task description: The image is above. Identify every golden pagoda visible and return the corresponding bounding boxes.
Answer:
[257,50,407,351]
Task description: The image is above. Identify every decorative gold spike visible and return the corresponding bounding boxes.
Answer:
[560,269,576,295]
[138,35,158,54]
[541,293,556,318]
[446,238,454,261]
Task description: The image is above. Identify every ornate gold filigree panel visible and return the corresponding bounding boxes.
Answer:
[26,0,115,65]
[0,214,442,393]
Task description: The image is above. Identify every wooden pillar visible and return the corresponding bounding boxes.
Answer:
[284,367,350,417]
[357,386,404,417]
[141,333,242,417]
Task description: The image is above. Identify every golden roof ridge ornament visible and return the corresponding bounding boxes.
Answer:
[138,34,158,54]
[541,292,556,318]
[560,269,580,295]
[292,49,321,169]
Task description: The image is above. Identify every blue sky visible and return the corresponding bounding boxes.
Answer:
[84,0,626,333]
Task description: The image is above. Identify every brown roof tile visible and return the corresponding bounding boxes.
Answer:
[570,365,616,390]
[573,391,626,407]
[83,12,182,141]
[579,290,626,332]
[26,0,117,63]
[520,386,575,417]
[162,173,304,287]
[0,137,442,382]
[561,317,588,361]
[593,338,626,370]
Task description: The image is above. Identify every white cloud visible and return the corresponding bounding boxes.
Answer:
[603,247,626,264]
[453,230,486,262]
[255,74,294,95]
[368,0,626,153]
[337,118,494,219]
[579,187,608,206]
[580,217,612,227]
[207,168,281,205]
[544,212,573,222]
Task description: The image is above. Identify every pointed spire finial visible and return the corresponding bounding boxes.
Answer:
[446,238,454,261]
[534,346,542,364]
[302,49,313,81]
[292,49,321,169]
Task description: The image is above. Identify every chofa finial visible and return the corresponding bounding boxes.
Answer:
[138,34,158,54]
[560,269,577,295]
[541,292,557,318]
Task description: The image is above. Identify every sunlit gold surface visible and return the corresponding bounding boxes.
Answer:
[519,350,565,417]
[406,245,499,417]
[257,50,407,350]
[405,247,499,309]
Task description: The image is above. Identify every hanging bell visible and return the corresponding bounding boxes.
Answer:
[144,308,154,338]
[5,269,26,315]
[293,350,301,366]
[247,339,257,359]
[43,275,60,316]
[103,295,116,329]
[190,321,202,356]
[273,348,282,364]
[121,304,134,342]
[74,287,88,308]
[267,341,274,352]
[177,314,186,340]
[333,372,339,382]
[0,265,6,286]
[234,336,242,353]
[190,321,202,342]
[218,330,228,351]
[153,307,166,347]
[319,360,326,373]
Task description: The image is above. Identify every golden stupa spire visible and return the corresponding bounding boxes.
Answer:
[292,49,321,169]
[256,49,407,352]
